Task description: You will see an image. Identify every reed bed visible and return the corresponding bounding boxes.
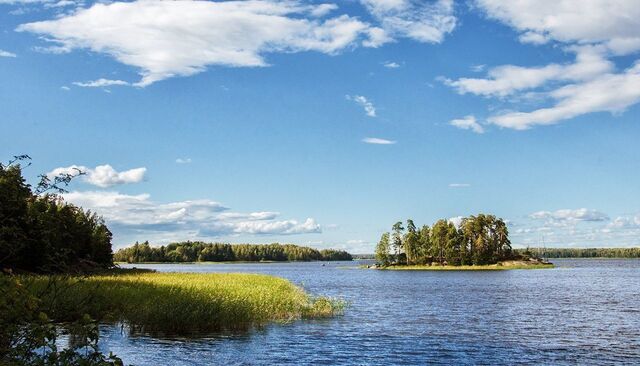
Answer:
[24,271,345,334]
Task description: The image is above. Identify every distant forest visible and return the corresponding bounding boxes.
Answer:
[517,247,640,258]
[376,214,513,266]
[114,241,353,263]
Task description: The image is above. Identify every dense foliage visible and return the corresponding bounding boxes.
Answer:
[113,241,353,263]
[518,247,640,258]
[375,214,513,266]
[0,159,113,273]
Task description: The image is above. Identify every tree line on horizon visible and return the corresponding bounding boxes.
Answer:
[113,241,353,263]
[376,214,513,266]
[518,247,640,259]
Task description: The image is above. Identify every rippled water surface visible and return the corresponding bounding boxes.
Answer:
[105,259,640,365]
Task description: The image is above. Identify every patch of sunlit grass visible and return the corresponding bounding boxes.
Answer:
[25,272,345,334]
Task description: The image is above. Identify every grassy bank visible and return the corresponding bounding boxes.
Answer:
[374,261,554,271]
[23,271,345,334]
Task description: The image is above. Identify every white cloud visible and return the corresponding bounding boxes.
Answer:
[444,46,613,98]
[60,86,70,91]
[309,3,337,17]
[488,61,640,129]
[607,215,640,229]
[448,183,470,188]
[518,31,549,45]
[449,115,484,133]
[362,137,396,145]
[441,1,640,130]
[361,0,457,43]
[383,61,401,68]
[511,210,640,247]
[229,217,320,235]
[346,94,377,117]
[62,190,321,243]
[175,158,192,164]
[0,49,17,57]
[48,164,146,187]
[18,0,383,86]
[476,0,640,55]
[448,216,464,227]
[43,0,77,8]
[72,78,130,88]
[216,211,280,221]
[529,208,609,223]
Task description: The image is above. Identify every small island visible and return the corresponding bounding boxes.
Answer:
[373,214,553,270]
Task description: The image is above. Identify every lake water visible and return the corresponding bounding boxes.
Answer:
[106,259,640,365]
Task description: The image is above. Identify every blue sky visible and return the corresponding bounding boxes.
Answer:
[1,0,639,252]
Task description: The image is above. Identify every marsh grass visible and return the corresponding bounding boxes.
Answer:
[24,272,345,334]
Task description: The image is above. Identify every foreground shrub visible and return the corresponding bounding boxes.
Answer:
[0,274,123,365]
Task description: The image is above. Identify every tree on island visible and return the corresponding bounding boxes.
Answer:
[375,232,391,266]
[375,214,513,266]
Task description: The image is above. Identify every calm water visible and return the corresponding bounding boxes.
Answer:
[104,259,640,365]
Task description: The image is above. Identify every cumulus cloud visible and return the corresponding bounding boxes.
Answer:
[529,208,609,223]
[607,215,640,229]
[510,210,640,247]
[488,61,640,129]
[476,0,640,55]
[442,1,640,131]
[346,94,377,117]
[62,190,321,243]
[0,49,17,57]
[362,137,396,145]
[444,46,614,98]
[48,164,146,187]
[18,0,384,86]
[449,115,484,133]
[72,78,130,88]
[360,0,456,43]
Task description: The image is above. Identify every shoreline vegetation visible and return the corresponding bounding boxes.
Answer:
[374,215,554,270]
[114,241,353,263]
[515,247,640,259]
[368,260,554,271]
[24,270,346,334]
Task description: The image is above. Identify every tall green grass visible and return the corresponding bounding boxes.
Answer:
[24,271,345,334]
